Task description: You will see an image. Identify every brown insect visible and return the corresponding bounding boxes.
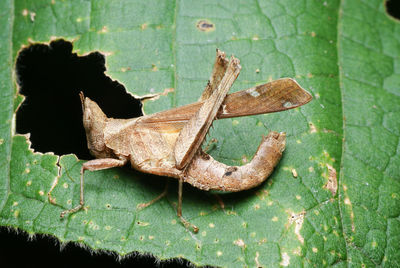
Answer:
[55,50,312,232]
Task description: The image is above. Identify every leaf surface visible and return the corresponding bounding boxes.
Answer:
[0,0,399,267]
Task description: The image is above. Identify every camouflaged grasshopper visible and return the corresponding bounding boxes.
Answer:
[58,50,312,232]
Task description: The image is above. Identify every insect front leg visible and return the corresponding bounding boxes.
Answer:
[199,49,229,101]
[174,55,241,169]
[60,158,127,218]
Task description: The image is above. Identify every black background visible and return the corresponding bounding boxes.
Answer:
[0,229,191,267]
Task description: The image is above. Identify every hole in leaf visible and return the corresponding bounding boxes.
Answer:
[15,39,142,159]
[386,0,400,19]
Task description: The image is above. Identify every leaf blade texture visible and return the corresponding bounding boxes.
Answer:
[0,0,399,267]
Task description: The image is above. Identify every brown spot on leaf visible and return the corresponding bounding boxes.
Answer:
[255,252,261,267]
[160,88,174,96]
[98,26,108,34]
[280,252,290,266]
[323,164,337,196]
[233,239,246,248]
[287,210,306,244]
[196,19,215,32]
[30,12,36,22]
[309,122,317,133]
[291,168,298,178]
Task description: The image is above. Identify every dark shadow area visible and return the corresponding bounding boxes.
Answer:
[0,228,192,268]
[16,39,143,160]
[386,0,400,19]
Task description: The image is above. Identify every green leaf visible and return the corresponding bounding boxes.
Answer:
[1,0,399,267]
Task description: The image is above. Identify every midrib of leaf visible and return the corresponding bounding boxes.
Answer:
[336,3,378,265]
[337,0,350,264]
[336,0,379,263]
[337,0,400,266]
[171,0,178,109]
[336,1,377,265]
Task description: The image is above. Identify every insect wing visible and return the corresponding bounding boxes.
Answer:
[138,78,312,127]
